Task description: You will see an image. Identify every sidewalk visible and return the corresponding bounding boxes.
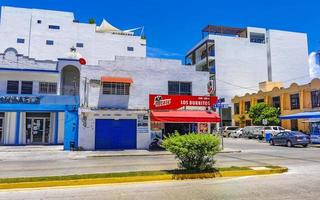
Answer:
[86,148,241,158]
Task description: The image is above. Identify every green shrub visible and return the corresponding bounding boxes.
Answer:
[162,133,221,170]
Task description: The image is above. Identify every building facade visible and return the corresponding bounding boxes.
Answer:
[0,6,219,150]
[186,25,310,125]
[232,79,320,133]
[0,6,146,65]
[0,47,216,150]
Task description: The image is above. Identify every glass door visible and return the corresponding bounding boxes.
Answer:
[31,118,45,144]
[0,118,3,144]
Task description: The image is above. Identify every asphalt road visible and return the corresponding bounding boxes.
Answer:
[1,138,320,200]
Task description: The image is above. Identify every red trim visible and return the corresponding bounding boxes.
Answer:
[151,110,221,123]
[101,76,133,83]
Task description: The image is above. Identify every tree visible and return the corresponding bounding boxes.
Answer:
[88,18,96,24]
[162,133,221,170]
[248,103,280,126]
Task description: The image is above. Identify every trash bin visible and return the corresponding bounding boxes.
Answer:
[265,133,272,142]
[70,141,75,151]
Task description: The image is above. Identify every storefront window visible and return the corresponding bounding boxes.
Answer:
[102,82,130,95]
[168,81,192,95]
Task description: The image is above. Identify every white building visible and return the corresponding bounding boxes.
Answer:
[0,6,146,65]
[186,25,310,101]
[0,6,218,150]
[186,25,310,125]
[0,46,216,150]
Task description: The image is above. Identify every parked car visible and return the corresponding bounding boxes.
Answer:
[220,126,239,137]
[262,126,290,137]
[269,131,310,147]
[242,126,264,139]
[229,128,243,138]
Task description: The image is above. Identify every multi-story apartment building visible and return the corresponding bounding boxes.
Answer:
[0,6,146,65]
[232,79,320,133]
[186,25,310,125]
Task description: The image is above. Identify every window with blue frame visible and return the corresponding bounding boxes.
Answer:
[17,38,25,44]
[48,25,60,30]
[127,46,134,51]
[76,43,84,48]
[21,81,33,94]
[46,40,54,45]
[250,33,265,44]
[7,81,19,94]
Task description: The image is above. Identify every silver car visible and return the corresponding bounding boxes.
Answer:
[242,126,264,139]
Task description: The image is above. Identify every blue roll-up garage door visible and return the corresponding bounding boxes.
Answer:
[95,119,137,150]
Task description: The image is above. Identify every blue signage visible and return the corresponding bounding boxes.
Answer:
[0,96,41,104]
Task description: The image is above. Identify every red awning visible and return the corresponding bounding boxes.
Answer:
[101,76,133,84]
[151,110,221,123]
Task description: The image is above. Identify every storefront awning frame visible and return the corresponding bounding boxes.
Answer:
[151,110,221,123]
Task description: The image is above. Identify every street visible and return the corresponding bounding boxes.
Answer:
[1,138,320,199]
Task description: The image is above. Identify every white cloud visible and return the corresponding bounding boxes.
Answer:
[147,47,183,59]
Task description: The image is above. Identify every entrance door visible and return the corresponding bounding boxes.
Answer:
[26,118,50,144]
[95,119,137,150]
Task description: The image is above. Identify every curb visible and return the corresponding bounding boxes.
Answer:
[0,167,287,190]
[88,150,241,158]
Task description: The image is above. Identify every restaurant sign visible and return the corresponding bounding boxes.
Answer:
[0,96,41,104]
[149,94,217,110]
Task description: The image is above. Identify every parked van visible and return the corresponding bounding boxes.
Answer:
[262,126,290,137]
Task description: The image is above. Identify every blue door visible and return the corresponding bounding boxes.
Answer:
[95,119,137,150]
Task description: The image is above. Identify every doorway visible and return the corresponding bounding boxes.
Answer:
[26,113,50,144]
[0,112,4,144]
[61,65,80,96]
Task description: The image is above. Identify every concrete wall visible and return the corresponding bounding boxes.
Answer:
[0,6,146,65]
[268,30,310,85]
[82,56,209,109]
[211,33,269,103]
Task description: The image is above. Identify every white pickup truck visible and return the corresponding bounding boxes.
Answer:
[262,126,291,136]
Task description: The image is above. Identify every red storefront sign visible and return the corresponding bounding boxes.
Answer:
[149,94,218,110]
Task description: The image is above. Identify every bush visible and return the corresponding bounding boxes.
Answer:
[162,133,221,170]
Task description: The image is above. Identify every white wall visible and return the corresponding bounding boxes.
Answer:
[78,110,150,150]
[82,56,209,109]
[0,6,146,65]
[188,27,310,105]
[211,34,268,103]
[268,30,310,85]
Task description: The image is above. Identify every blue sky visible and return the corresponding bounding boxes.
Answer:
[1,0,320,60]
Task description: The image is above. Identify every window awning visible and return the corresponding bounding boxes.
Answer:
[280,112,320,120]
[101,76,133,84]
[151,110,221,123]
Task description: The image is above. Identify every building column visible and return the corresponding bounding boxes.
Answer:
[54,112,59,144]
[15,112,20,145]
[280,94,285,113]
[64,110,79,150]
[300,90,304,110]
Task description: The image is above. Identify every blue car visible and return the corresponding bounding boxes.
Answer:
[269,131,310,147]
